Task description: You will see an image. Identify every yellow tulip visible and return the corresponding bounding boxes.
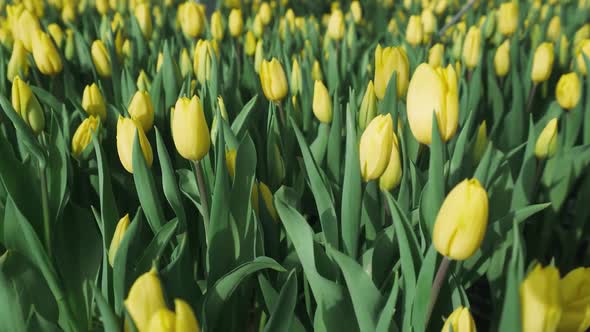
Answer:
[71,115,99,157]
[327,9,345,41]
[429,43,445,68]
[547,16,561,42]
[494,40,510,77]
[174,299,201,332]
[47,23,64,47]
[244,31,256,56]
[441,306,477,332]
[252,14,264,38]
[259,58,288,102]
[254,40,264,73]
[407,63,459,144]
[31,30,63,75]
[421,9,436,37]
[374,44,410,100]
[211,10,224,41]
[312,60,323,81]
[13,9,40,52]
[147,308,175,332]
[7,40,29,82]
[574,25,590,50]
[171,96,210,161]
[229,9,243,37]
[178,2,205,38]
[350,1,362,24]
[531,43,554,83]
[312,80,332,123]
[61,3,76,24]
[462,26,481,69]
[96,0,109,15]
[379,132,402,192]
[128,90,154,132]
[258,182,278,221]
[193,39,217,85]
[137,70,151,92]
[521,264,562,332]
[498,2,518,36]
[124,269,167,332]
[134,3,152,39]
[433,178,488,260]
[226,149,237,179]
[359,114,393,182]
[535,118,558,160]
[258,2,272,25]
[179,48,192,78]
[91,40,112,78]
[107,214,130,266]
[156,52,163,72]
[406,15,423,46]
[290,58,302,96]
[559,35,569,68]
[558,267,590,332]
[64,29,75,61]
[11,75,45,135]
[556,73,581,110]
[116,116,153,173]
[358,80,377,130]
[576,39,590,75]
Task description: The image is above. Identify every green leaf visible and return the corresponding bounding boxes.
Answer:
[263,269,298,332]
[134,219,178,274]
[26,310,61,332]
[231,95,258,139]
[90,283,120,332]
[258,274,306,332]
[421,113,445,235]
[326,91,342,183]
[376,274,401,332]
[411,245,438,332]
[497,220,523,331]
[30,86,64,112]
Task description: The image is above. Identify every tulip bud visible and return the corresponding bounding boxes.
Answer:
[211,10,224,41]
[128,91,154,132]
[482,12,496,39]
[254,40,264,73]
[556,73,581,110]
[193,40,217,85]
[312,60,323,81]
[7,40,29,82]
[81,83,107,121]
[14,9,40,52]
[433,178,488,260]
[379,132,402,192]
[576,39,590,75]
[124,268,167,332]
[406,15,423,46]
[290,58,302,96]
[61,3,75,24]
[260,58,288,102]
[547,16,560,42]
[359,114,393,182]
[107,214,130,266]
[147,308,175,331]
[91,40,112,78]
[442,307,477,332]
[244,31,256,56]
[494,40,510,77]
[374,44,410,100]
[472,121,487,163]
[535,118,558,160]
[171,96,210,161]
[47,23,64,48]
[258,182,278,221]
[179,48,192,78]
[574,25,590,50]
[462,26,481,69]
[350,1,362,23]
[531,24,542,51]
[225,149,237,179]
[229,9,243,37]
[12,76,45,135]
[156,52,164,72]
[407,63,458,144]
[428,43,445,68]
[327,9,345,41]
[31,30,63,76]
[558,35,569,69]
[71,116,99,157]
[134,3,152,39]
[520,264,562,332]
[116,116,153,173]
[252,14,264,38]
[174,299,200,331]
[558,267,590,332]
[498,2,518,36]
[421,9,436,37]
[531,42,554,84]
[312,80,332,123]
[137,70,151,91]
[358,80,377,130]
[64,29,75,61]
[388,18,399,35]
[178,2,205,38]
[96,0,109,15]
[259,2,272,25]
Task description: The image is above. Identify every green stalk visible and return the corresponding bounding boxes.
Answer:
[425,256,451,327]
[193,160,210,246]
[39,162,52,258]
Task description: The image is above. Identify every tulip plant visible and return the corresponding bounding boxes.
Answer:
[1,0,590,331]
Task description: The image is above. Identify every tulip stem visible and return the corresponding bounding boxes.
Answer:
[39,158,52,259]
[526,83,538,113]
[276,102,287,128]
[193,160,210,246]
[437,0,476,37]
[425,256,451,327]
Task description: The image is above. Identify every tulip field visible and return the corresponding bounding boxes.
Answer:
[2,0,590,330]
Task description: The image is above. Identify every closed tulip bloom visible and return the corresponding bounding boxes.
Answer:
[556,73,581,110]
[327,9,345,41]
[358,80,377,130]
[71,115,99,157]
[359,114,393,182]
[494,40,510,77]
[433,178,488,260]
[61,3,76,24]
[64,29,76,61]
[81,84,106,121]
[124,268,167,332]
[12,76,45,135]
[14,9,40,52]
[193,40,217,85]
[574,25,590,48]
[576,39,590,75]
[47,23,64,47]
[107,214,130,266]
[559,35,570,68]
[91,40,112,78]
[7,40,29,82]
[156,52,164,72]
[374,45,410,99]
[211,10,224,41]
[558,267,590,332]
[421,9,436,36]
[260,58,288,102]
[535,118,558,159]
[547,16,561,42]
[174,299,201,332]
[244,31,256,56]
[134,3,152,39]
[498,2,518,36]
[379,132,402,192]
[226,149,237,179]
[312,60,323,81]
[531,42,554,83]
[178,2,205,38]
[429,43,445,68]
[254,40,264,73]
[229,9,243,37]
[290,58,302,96]
[147,308,175,332]
[179,48,192,78]
[313,80,332,123]
[407,63,459,144]
[406,15,423,46]
[350,1,362,23]
[171,96,210,161]
[462,26,481,69]
[442,307,477,332]
[252,14,264,38]
[521,265,562,332]
[116,116,153,173]
[31,30,63,75]
[258,182,278,221]
[128,91,154,132]
[137,70,151,92]
[258,2,272,25]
